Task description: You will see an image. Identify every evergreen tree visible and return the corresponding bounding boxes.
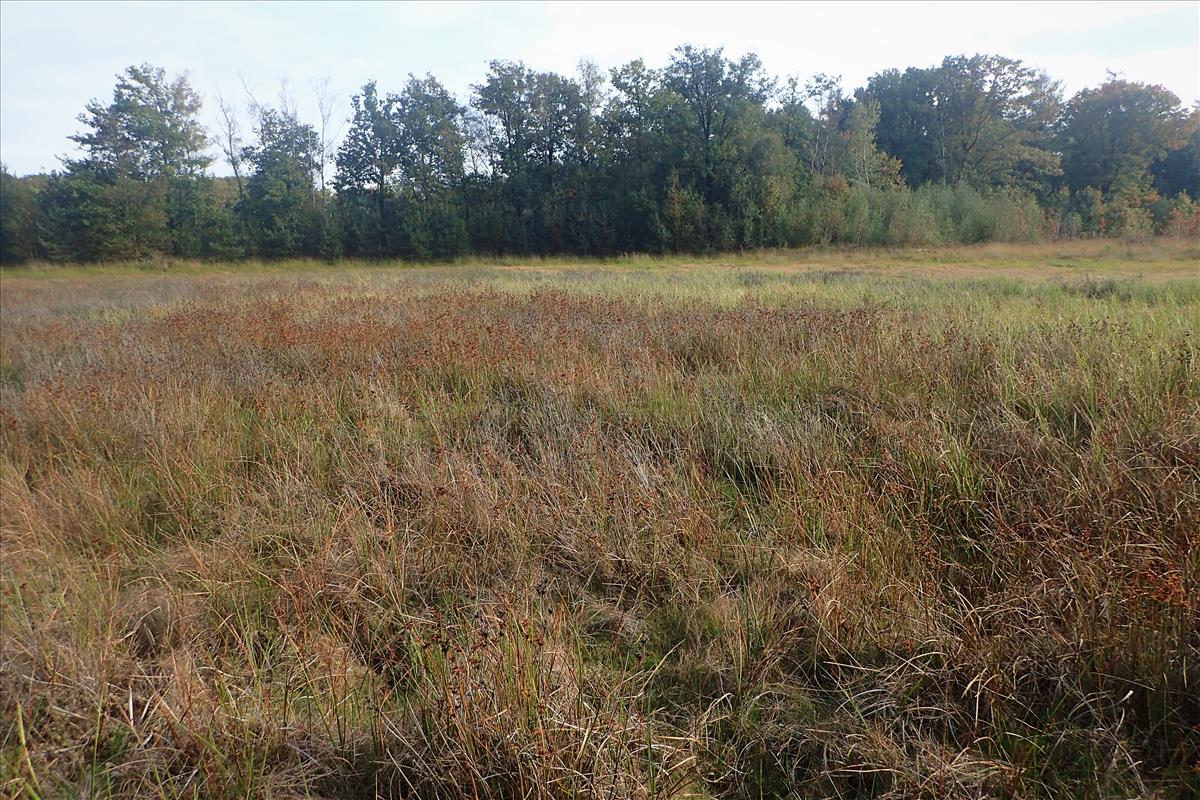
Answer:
[0,166,42,264]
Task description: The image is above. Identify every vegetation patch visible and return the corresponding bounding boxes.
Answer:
[1,250,1197,798]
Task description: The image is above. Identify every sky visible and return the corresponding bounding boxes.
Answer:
[1,0,1197,176]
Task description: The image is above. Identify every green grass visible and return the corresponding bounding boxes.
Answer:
[2,236,1197,279]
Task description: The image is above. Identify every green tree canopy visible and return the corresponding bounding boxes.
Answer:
[866,54,1061,189]
[1060,77,1192,193]
[241,107,321,257]
[68,64,210,180]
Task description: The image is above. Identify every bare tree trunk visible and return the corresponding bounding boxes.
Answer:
[215,93,244,198]
[311,77,341,196]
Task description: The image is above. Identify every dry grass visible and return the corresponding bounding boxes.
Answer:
[1,241,1198,798]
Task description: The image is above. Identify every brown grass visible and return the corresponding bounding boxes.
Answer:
[1,241,1198,798]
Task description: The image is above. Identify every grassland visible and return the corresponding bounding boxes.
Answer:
[1,240,1198,799]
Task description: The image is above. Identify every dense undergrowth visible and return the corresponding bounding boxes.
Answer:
[1,246,1197,798]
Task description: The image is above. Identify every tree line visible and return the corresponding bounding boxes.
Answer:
[2,47,1198,264]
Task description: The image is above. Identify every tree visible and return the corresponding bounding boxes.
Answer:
[311,77,341,195]
[0,166,42,264]
[334,82,402,255]
[69,64,210,180]
[40,64,214,260]
[608,59,668,164]
[800,73,845,176]
[241,107,321,257]
[838,98,903,188]
[1060,78,1192,194]
[470,60,543,252]
[473,61,537,179]
[215,93,246,198]
[662,46,773,203]
[771,75,817,155]
[931,55,1061,187]
[334,76,469,258]
[391,74,469,258]
[39,167,169,261]
[395,74,466,198]
[864,67,942,185]
[1151,108,1200,200]
[605,59,672,251]
[22,46,1199,262]
[866,55,1060,188]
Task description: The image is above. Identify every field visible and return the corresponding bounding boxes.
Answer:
[1,240,1198,799]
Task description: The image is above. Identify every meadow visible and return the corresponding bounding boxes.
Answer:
[1,240,1198,799]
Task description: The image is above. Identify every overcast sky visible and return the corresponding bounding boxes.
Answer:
[1,0,1197,176]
